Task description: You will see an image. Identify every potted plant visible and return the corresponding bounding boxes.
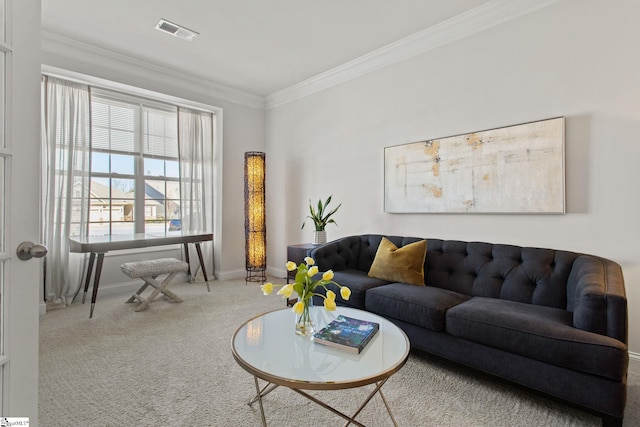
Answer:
[302,195,341,245]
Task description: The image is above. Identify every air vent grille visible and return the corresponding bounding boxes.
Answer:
[158,21,180,34]
[155,18,199,41]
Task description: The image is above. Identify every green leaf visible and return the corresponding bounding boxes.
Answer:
[295,270,307,284]
[323,204,341,221]
[324,195,332,209]
[301,195,341,230]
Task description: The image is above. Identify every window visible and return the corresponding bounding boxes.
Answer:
[89,90,180,235]
[42,74,216,306]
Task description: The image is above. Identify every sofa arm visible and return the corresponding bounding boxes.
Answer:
[570,255,627,344]
[309,235,364,272]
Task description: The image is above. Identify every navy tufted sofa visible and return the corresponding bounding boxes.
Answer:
[310,234,628,427]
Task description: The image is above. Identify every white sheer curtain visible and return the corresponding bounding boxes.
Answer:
[42,76,91,305]
[178,107,215,278]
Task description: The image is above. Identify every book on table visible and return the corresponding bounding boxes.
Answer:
[313,315,380,354]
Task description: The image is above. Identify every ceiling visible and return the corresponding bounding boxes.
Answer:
[41,0,491,97]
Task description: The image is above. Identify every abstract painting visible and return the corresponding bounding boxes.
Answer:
[384,117,565,213]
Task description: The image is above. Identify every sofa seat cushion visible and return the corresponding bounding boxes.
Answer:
[446,297,628,380]
[315,269,390,309]
[365,283,471,332]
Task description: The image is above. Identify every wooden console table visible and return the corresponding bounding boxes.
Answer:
[69,231,213,318]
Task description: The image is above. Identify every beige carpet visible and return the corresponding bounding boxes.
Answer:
[39,278,639,426]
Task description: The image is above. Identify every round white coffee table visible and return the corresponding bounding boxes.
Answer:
[232,306,410,426]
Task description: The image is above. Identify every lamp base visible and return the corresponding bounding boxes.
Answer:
[245,267,266,285]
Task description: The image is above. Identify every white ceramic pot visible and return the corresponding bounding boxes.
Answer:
[313,230,327,245]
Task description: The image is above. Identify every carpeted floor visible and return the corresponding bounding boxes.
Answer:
[39,278,639,426]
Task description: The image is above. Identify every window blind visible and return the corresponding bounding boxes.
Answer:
[143,108,178,158]
[91,96,140,154]
[91,89,179,159]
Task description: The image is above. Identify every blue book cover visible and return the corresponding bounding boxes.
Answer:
[313,315,379,354]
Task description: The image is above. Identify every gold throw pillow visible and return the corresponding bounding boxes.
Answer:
[368,237,427,286]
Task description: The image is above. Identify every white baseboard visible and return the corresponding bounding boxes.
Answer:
[87,279,144,299]
[40,280,142,316]
[216,268,285,282]
[629,351,640,374]
[215,268,246,281]
[215,267,295,281]
[39,273,195,316]
[267,267,287,280]
[213,267,288,282]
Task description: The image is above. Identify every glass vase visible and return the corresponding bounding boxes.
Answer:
[295,298,315,337]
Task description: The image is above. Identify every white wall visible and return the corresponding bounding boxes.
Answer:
[39,1,640,360]
[265,1,640,356]
[41,36,265,288]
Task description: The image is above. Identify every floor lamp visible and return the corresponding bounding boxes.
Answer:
[244,151,266,283]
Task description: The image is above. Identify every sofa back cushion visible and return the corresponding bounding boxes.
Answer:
[312,234,581,309]
[312,235,627,340]
[424,239,579,309]
[314,235,424,272]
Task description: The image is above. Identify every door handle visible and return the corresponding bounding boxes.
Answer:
[16,241,48,261]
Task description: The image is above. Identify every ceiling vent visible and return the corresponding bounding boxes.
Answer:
[155,18,199,41]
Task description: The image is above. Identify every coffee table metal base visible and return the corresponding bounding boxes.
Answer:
[247,376,398,427]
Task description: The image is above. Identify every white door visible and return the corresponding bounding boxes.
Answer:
[0,0,42,423]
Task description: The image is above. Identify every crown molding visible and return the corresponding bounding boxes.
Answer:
[41,30,265,110]
[41,0,559,111]
[265,0,560,109]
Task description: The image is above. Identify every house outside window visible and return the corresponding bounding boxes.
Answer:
[88,90,180,235]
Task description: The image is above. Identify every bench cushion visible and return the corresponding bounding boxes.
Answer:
[121,258,189,279]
